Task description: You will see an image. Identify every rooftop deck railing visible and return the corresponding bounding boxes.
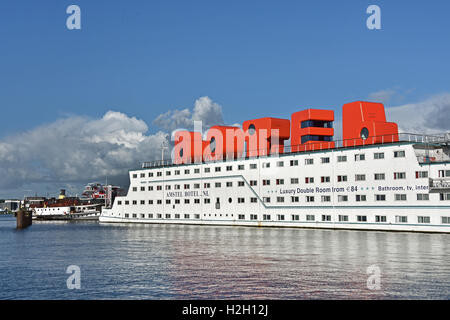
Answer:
[142,132,450,169]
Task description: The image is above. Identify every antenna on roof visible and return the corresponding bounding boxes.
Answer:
[161,141,169,162]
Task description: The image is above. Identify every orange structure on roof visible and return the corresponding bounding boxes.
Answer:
[171,101,400,164]
[291,109,335,152]
[342,101,398,147]
[242,117,290,157]
[203,126,245,161]
[173,131,203,164]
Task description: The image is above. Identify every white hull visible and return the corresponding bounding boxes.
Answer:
[99,209,450,233]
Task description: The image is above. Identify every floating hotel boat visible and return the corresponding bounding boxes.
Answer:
[99,101,450,233]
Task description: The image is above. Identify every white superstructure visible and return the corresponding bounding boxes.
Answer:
[100,134,450,233]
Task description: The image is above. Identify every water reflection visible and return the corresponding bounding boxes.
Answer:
[0,216,449,299]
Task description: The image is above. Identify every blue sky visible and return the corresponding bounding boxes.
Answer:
[0,0,449,197]
[1,0,449,135]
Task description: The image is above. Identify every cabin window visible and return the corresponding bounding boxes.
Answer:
[416,171,428,178]
[374,152,384,159]
[417,194,429,201]
[357,215,367,222]
[394,150,405,158]
[374,173,385,180]
[394,172,406,180]
[418,216,430,224]
[395,194,407,201]
[356,195,367,202]
[305,177,314,184]
[395,216,408,223]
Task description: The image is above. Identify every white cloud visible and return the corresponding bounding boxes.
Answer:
[0,96,227,198]
[153,96,224,133]
[368,89,397,104]
[0,111,169,196]
[386,93,450,133]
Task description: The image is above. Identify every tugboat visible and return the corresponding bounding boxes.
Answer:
[32,189,103,221]
[29,184,125,221]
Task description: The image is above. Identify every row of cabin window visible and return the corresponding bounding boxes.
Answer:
[122,213,450,225]
[125,213,450,224]
[263,193,434,203]
[131,170,423,192]
[235,214,437,224]
[117,192,444,206]
[132,150,409,179]
[124,213,201,219]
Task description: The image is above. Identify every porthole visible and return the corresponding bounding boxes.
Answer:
[210,137,216,153]
[248,124,256,135]
[360,127,369,140]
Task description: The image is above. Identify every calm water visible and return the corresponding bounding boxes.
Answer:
[0,215,449,299]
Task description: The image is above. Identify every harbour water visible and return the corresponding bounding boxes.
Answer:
[0,215,449,299]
